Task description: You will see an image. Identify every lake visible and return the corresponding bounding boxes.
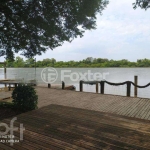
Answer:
[0,68,150,98]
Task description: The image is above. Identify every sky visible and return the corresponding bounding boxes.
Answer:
[1,0,150,62]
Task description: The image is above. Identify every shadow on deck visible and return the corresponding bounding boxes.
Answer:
[1,104,150,149]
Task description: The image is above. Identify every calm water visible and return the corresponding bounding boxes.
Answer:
[0,68,150,98]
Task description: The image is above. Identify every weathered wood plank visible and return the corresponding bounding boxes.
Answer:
[135,100,150,118]
[35,87,150,120]
[1,87,150,149]
[1,105,150,149]
[129,99,145,117]
[119,99,140,116]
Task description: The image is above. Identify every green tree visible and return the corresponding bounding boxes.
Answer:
[133,0,150,10]
[25,58,35,67]
[85,57,94,63]
[42,58,52,67]
[14,56,24,67]
[51,58,56,67]
[0,0,108,60]
[137,59,150,67]
[36,60,42,67]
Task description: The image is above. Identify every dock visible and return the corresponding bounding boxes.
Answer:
[36,87,150,120]
[2,86,150,120]
[0,87,150,149]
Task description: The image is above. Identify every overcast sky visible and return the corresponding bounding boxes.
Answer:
[1,0,150,62]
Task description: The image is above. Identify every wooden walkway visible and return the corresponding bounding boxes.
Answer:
[1,105,150,149]
[0,91,12,101]
[1,86,150,120]
[36,87,150,120]
[1,87,150,149]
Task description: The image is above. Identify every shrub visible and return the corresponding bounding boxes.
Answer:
[0,102,14,108]
[12,84,38,112]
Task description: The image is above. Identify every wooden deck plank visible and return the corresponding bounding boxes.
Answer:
[1,105,150,149]
[1,86,150,120]
[134,100,150,119]
[101,98,121,112]
[0,143,15,150]
[35,87,150,120]
[98,97,125,113]
[111,99,133,114]
[128,99,145,117]
[118,98,140,116]
[110,98,129,113]
[107,97,130,114]
[1,87,150,149]
[140,101,150,119]
[8,131,70,150]
[113,98,139,116]
[144,109,150,120]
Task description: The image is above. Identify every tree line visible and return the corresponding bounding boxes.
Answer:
[1,57,150,68]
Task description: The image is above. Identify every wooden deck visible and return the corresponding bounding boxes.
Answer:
[1,105,150,149]
[1,86,150,119]
[1,87,150,149]
[1,86,150,120]
[36,87,150,120]
[0,91,12,101]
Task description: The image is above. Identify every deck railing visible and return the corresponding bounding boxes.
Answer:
[79,76,150,97]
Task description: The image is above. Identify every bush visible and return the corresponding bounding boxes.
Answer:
[12,84,38,112]
[0,102,14,108]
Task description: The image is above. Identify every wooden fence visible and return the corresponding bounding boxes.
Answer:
[79,76,150,97]
[46,76,150,97]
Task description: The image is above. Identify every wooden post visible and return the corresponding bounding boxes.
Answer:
[48,83,51,88]
[15,83,17,88]
[96,82,99,93]
[127,81,131,97]
[8,84,11,91]
[100,81,105,94]
[134,76,138,97]
[80,80,83,92]
[4,62,6,87]
[34,58,36,80]
[62,81,65,89]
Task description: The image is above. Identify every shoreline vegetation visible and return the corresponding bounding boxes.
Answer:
[1,57,150,68]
